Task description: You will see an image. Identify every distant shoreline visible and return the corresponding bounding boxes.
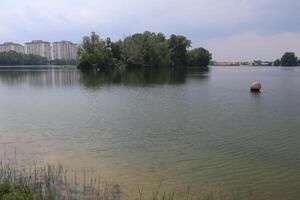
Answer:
[0,65,298,68]
[0,65,76,68]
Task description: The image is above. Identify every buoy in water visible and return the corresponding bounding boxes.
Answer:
[250,82,261,92]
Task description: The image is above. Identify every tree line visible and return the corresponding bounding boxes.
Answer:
[77,31,212,71]
[274,52,300,66]
[0,51,78,66]
[0,51,48,65]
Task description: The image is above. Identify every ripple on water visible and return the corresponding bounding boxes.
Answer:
[0,67,300,199]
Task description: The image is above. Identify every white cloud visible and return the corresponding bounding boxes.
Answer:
[0,26,9,34]
[203,32,300,61]
[0,24,14,42]
[0,0,299,60]
[0,0,255,32]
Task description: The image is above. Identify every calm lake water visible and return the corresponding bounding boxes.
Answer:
[0,66,299,199]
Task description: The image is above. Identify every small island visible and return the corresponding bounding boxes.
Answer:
[77,31,212,71]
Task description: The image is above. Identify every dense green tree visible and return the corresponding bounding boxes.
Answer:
[187,48,212,67]
[121,31,172,68]
[121,33,145,67]
[281,52,298,66]
[110,40,122,60]
[78,32,115,71]
[0,51,48,65]
[273,59,281,66]
[168,35,191,67]
[78,31,210,71]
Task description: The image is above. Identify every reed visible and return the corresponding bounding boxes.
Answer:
[0,155,121,200]
[0,148,252,200]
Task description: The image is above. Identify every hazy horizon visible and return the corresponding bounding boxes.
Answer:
[0,0,299,61]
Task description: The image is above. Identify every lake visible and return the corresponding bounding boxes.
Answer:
[0,66,299,199]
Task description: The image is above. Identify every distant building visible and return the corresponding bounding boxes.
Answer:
[252,60,273,66]
[213,61,240,66]
[25,40,51,60]
[52,41,78,60]
[240,61,252,66]
[0,42,25,54]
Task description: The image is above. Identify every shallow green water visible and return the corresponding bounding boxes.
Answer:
[0,66,299,199]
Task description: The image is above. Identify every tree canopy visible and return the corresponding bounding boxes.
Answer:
[0,51,78,66]
[78,31,211,71]
[281,52,298,66]
[273,59,281,66]
[121,32,172,68]
[77,32,116,70]
[168,34,191,67]
[187,48,212,68]
[0,51,48,65]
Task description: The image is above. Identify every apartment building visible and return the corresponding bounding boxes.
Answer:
[25,40,51,60]
[52,41,78,60]
[0,42,25,54]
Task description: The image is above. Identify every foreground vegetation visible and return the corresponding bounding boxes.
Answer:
[0,158,121,200]
[77,32,212,71]
[0,154,254,200]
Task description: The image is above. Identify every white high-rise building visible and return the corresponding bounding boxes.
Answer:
[25,40,51,60]
[0,42,25,54]
[52,41,78,60]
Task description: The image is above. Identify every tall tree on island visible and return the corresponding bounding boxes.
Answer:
[121,32,172,68]
[281,52,298,66]
[273,59,281,66]
[168,35,191,67]
[187,48,212,67]
[78,32,115,70]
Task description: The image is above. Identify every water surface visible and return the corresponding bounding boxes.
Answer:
[0,66,299,199]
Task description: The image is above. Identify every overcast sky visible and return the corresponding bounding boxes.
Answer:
[0,0,299,61]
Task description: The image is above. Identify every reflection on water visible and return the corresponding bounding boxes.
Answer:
[0,67,80,87]
[0,66,210,88]
[80,68,187,87]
